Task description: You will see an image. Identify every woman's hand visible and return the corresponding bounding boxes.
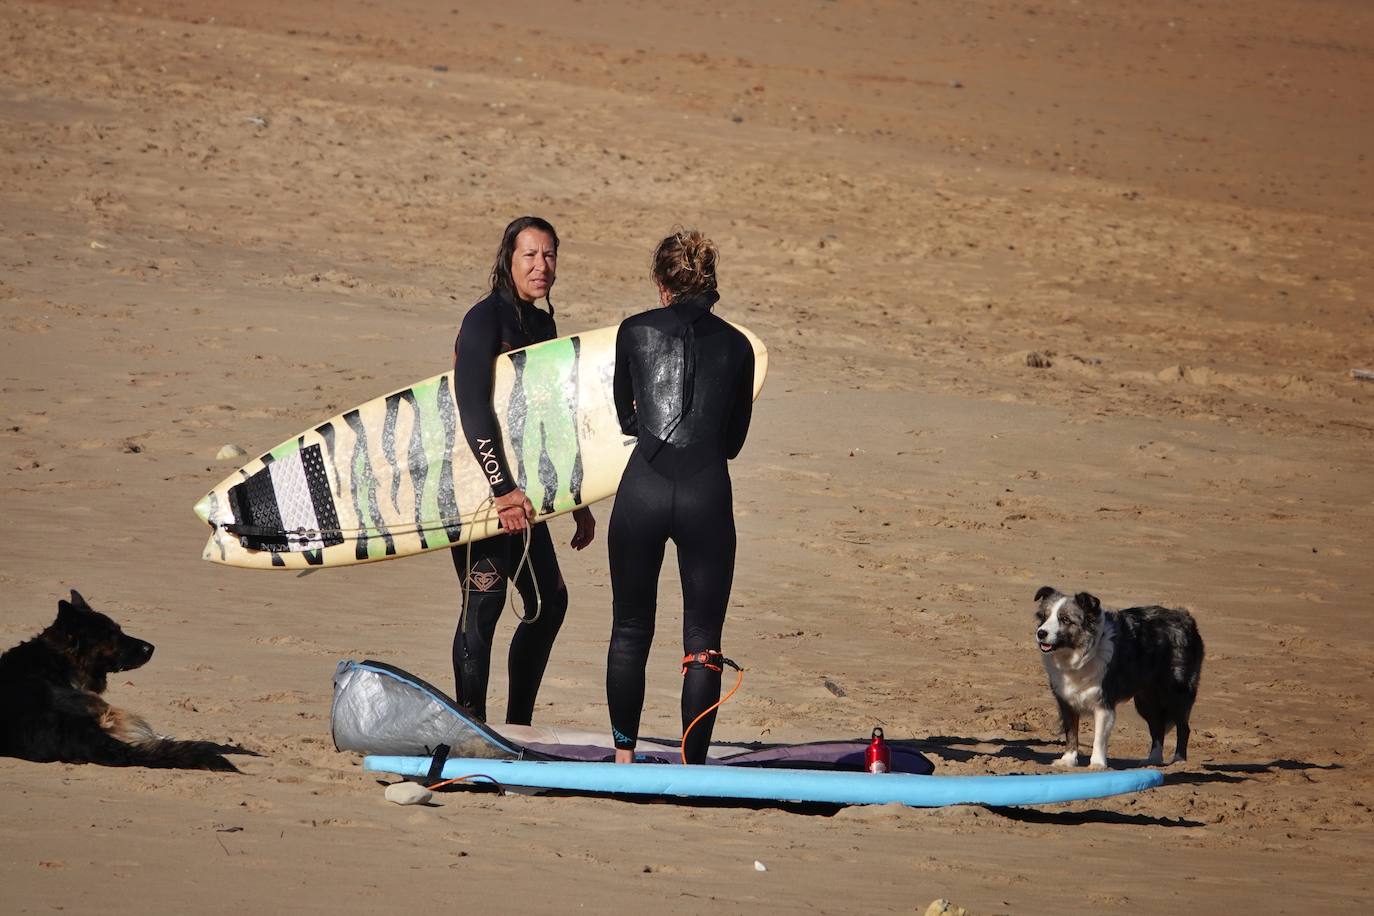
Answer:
[493,488,534,533]
[569,506,596,550]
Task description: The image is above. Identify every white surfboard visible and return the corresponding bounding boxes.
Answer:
[193,322,768,570]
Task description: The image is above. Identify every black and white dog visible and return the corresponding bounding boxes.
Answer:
[1033,586,1204,768]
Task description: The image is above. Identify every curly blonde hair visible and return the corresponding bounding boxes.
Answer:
[652,229,718,302]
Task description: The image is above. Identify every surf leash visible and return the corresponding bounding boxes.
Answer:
[223,497,542,622]
[419,744,505,793]
[458,495,541,636]
[220,501,539,545]
[425,774,503,792]
[679,651,744,765]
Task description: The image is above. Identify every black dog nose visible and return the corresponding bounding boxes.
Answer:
[138,640,155,660]
[1036,629,1048,641]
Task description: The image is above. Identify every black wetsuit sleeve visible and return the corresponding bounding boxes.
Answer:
[613,321,638,438]
[454,304,517,497]
[724,343,754,460]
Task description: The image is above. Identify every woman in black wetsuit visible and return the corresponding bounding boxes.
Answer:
[606,230,755,764]
[451,216,596,724]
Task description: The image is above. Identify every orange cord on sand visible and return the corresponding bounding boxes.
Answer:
[680,659,744,765]
[425,773,500,791]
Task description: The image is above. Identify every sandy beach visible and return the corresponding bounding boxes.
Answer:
[2,0,1372,911]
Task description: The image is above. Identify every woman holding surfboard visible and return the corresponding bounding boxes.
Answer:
[606,230,755,764]
[450,216,596,725]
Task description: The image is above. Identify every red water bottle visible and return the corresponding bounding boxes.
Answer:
[865,727,891,773]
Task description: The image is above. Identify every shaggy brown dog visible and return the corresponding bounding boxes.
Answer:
[0,590,246,771]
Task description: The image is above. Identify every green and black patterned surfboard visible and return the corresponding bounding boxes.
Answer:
[193,322,768,570]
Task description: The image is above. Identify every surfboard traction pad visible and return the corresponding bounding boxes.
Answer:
[330,659,934,772]
[226,443,343,553]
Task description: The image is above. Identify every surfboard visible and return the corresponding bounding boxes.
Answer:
[363,755,1166,808]
[194,321,768,569]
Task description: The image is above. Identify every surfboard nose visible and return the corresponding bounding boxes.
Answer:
[193,493,213,524]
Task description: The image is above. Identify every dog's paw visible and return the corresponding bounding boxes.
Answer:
[1054,751,1080,768]
[1088,756,1110,769]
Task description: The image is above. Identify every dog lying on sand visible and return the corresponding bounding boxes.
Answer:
[1033,586,1204,768]
[0,590,246,771]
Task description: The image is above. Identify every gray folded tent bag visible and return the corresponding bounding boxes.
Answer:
[331,659,534,760]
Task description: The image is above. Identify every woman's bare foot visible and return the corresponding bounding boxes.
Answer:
[614,748,634,764]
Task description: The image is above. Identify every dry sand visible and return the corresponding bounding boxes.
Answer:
[2,0,1372,912]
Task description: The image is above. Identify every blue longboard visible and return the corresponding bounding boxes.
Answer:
[365,755,1165,807]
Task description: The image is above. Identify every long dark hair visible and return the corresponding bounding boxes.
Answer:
[489,215,559,313]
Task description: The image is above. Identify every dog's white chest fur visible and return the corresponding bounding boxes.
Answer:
[1043,648,1108,709]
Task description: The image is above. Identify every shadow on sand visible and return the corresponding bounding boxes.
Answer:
[910,734,1068,767]
[986,806,1206,828]
[1163,758,1342,787]
[895,739,1342,827]
[398,741,1340,822]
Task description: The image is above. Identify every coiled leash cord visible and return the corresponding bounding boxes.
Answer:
[223,500,521,545]
[458,495,541,633]
[679,650,744,765]
[227,495,540,625]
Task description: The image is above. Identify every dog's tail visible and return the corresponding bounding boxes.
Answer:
[102,705,240,772]
[132,737,241,773]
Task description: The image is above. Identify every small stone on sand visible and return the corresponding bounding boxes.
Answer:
[384,782,433,806]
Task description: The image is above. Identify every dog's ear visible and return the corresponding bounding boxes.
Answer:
[1075,592,1101,615]
[57,590,91,622]
[1034,586,1055,603]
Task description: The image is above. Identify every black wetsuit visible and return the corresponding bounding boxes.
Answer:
[451,289,568,725]
[605,290,754,763]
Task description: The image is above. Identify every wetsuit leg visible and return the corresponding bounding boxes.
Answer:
[674,461,736,764]
[504,523,567,725]
[606,450,671,751]
[450,535,515,722]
